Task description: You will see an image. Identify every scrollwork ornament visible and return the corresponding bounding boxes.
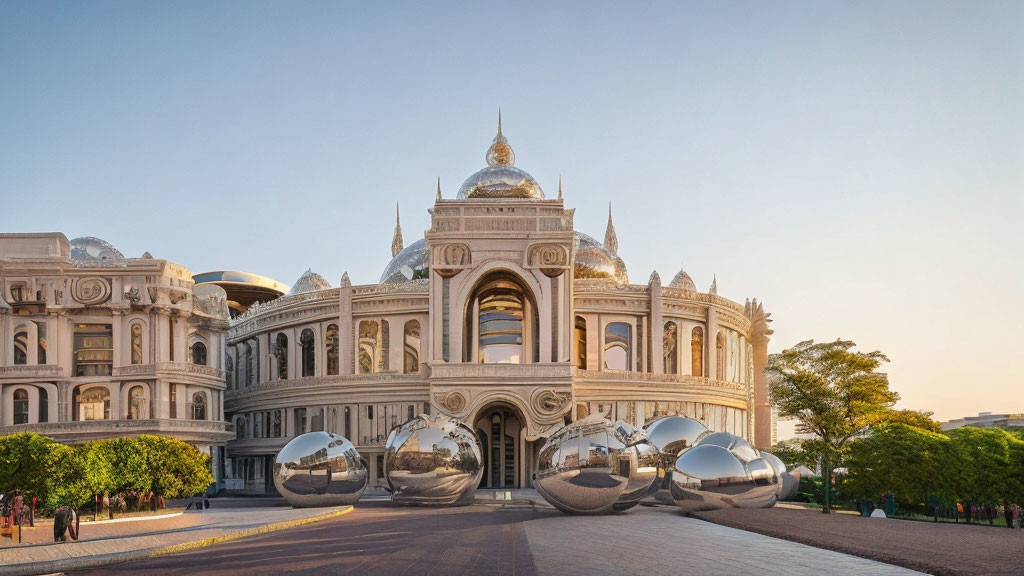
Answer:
[72,277,111,305]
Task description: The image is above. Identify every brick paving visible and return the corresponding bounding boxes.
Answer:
[0,511,201,546]
[693,506,1024,576]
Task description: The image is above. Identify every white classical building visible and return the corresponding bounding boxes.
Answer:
[215,121,776,494]
[0,234,233,481]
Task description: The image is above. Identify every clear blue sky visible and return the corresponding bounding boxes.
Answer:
[2,2,1021,429]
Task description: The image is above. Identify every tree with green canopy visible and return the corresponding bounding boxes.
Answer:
[844,423,955,509]
[767,339,899,513]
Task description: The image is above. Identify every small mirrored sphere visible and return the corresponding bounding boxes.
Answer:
[534,416,661,515]
[669,431,780,513]
[384,414,483,506]
[273,431,368,508]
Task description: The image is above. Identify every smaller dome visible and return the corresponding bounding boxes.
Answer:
[456,114,545,200]
[380,238,429,283]
[288,269,331,295]
[574,232,629,284]
[70,237,124,262]
[669,269,697,291]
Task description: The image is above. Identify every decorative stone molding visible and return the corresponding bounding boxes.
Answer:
[525,243,569,277]
[431,243,472,278]
[112,362,225,380]
[0,418,234,442]
[434,390,467,412]
[0,365,65,378]
[71,277,111,305]
[532,388,572,416]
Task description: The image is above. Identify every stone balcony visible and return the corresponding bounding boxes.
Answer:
[574,370,750,409]
[0,364,66,379]
[429,362,573,385]
[0,417,235,443]
[112,362,226,381]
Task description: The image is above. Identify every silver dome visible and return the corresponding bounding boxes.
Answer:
[384,414,483,506]
[669,268,697,291]
[380,238,429,284]
[70,237,124,262]
[273,431,368,507]
[456,114,545,200]
[288,269,331,295]
[574,232,629,284]
[534,416,661,514]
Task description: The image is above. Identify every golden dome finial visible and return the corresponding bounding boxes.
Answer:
[486,109,514,167]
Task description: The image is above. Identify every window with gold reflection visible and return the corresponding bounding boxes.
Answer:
[663,321,678,374]
[691,327,704,377]
[604,322,631,371]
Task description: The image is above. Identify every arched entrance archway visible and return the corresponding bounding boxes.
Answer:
[472,402,527,489]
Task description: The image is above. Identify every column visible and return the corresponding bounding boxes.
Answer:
[339,275,353,374]
[649,273,663,374]
[752,333,771,449]
[706,307,718,381]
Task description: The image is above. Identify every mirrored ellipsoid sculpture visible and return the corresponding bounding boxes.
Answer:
[760,450,799,501]
[384,414,483,506]
[273,431,368,507]
[534,415,661,514]
[669,430,780,512]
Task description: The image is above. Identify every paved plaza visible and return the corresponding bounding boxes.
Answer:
[63,500,922,576]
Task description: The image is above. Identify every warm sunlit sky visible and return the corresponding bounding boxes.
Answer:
[2,2,1021,435]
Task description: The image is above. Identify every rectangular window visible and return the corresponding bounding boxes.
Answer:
[295,408,307,435]
[367,405,374,420]
[35,321,47,364]
[408,405,414,421]
[73,324,113,376]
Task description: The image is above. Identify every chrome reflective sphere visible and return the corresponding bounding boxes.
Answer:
[534,416,661,514]
[761,451,799,501]
[384,414,483,506]
[273,431,368,508]
[643,415,709,467]
[669,430,780,513]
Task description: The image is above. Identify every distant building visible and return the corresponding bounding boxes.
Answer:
[940,412,1024,432]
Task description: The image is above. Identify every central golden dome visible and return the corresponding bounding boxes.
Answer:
[457,114,545,200]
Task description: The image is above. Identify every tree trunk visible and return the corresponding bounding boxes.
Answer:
[822,453,832,514]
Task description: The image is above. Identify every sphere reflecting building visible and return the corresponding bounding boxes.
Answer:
[534,416,661,514]
[384,415,483,506]
[668,430,780,512]
[273,431,368,507]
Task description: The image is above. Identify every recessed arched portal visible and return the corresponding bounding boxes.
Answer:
[472,401,528,489]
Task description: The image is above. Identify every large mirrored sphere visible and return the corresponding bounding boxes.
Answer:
[273,431,368,508]
[669,430,780,513]
[761,450,799,501]
[384,414,483,506]
[534,416,661,515]
[643,416,709,466]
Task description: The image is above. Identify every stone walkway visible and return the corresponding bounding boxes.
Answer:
[0,504,351,576]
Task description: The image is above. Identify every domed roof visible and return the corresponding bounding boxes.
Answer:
[574,232,629,284]
[70,237,124,262]
[380,238,429,283]
[287,269,331,295]
[456,114,544,200]
[669,268,697,291]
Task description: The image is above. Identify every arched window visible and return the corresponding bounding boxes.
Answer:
[300,329,315,377]
[473,277,525,364]
[275,334,288,380]
[575,316,587,369]
[76,387,110,421]
[191,342,207,366]
[381,321,390,371]
[13,328,28,365]
[663,321,678,375]
[604,323,631,371]
[325,324,339,375]
[192,392,207,420]
[13,389,29,425]
[691,327,704,377]
[226,354,234,389]
[358,321,379,374]
[128,385,148,419]
[38,388,48,423]
[716,332,725,380]
[35,321,46,364]
[131,323,143,364]
[404,320,420,373]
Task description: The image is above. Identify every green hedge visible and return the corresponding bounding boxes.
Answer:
[0,433,214,513]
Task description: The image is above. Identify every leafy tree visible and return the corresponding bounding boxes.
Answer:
[879,409,942,433]
[844,423,955,509]
[947,427,1024,509]
[768,439,820,471]
[0,433,54,499]
[97,437,152,494]
[767,339,899,513]
[137,435,213,498]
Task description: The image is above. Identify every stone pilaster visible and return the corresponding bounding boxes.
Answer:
[339,273,353,375]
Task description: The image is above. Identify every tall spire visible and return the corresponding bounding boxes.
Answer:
[486,109,514,167]
[604,202,618,256]
[391,202,404,257]
[558,175,563,200]
[436,177,442,201]
[497,107,502,137]
[709,274,718,295]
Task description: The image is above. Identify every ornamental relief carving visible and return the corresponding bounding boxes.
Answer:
[532,389,572,416]
[71,277,111,305]
[432,243,471,278]
[433,391,467,413]
[525,243,569,277]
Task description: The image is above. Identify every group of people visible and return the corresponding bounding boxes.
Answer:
[953,502,1022,528]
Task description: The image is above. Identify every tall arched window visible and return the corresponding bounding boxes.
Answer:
[128,385,148,419]
[76,387,110,421]
[131,323,143,364]
[243,342,254,386]
[663,321,678,374]
[38,388,48,423]
[473,278,525,364]
[381,321,390,371]
[716,332,725,380]
[691,327,704,377]
[191,342,207,366]
[404,320,420,373]
[226,354,235,389]
[325,324,339,375]
[275,334,288,380]
[35,321,46,364]
[300,329,315,377]
[192,392,207,420]
[604,322,631,371]
[358,321,379,374]
[13,389,29,425]
[575,316,587,369]
[13,328,28,365]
